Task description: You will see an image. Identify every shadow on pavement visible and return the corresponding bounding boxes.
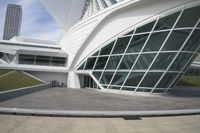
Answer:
[166,86,200,97]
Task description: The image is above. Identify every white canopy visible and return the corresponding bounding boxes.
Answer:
[40,0,86,30]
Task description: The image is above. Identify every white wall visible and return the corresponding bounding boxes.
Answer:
[27,71,68,85]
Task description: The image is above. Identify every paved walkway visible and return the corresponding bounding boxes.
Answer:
[0,114,200,133]
[0,87,199,111]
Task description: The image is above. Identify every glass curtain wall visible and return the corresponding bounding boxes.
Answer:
[77,5,200,94]
[19,54,66,67]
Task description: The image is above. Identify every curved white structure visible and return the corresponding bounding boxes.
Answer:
[57,0,200,94]
[40,0,124,30]
[40,0,86,30]
[1,0,200,95]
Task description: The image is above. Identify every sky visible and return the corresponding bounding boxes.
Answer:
[0,0,65,41]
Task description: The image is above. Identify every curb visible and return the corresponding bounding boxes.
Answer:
[0,107,200,118]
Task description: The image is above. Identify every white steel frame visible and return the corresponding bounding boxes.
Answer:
[75,4,200,94]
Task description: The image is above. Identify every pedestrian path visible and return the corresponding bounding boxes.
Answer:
[0,114,199,133]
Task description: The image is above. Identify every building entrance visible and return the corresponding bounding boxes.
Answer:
[84,75,99,89]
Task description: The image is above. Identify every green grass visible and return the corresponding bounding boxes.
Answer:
[0,70,44,92]
[177,76,200,87]
[0,69,12,76]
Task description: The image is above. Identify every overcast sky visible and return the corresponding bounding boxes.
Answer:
[0,0,65,41]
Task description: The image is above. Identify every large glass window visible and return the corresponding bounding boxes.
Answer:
[143,31,169,52]
[19,54,35,64]
[93,71,102,80]
[100,41,115,55]
[78,62,85,70]
[162,30,191,51]
[121,87,135,91]
[150,53,176,70]
[51,57,66,66]
[94,56,109,70]
[169,52,193,71]
[124,72,145,86]
[109,86,121,90]
[85,57,96,70]
[92,50,99,56]
[36,56,51,65]
[139,72,163,87]
[175,6,200,28]
[136,88,152,92]
[183,54,198,72]
[124,30,134,36]
[110,72,128,85]
[152,89,166,93]
[19,54,67,67]
[105,55,122,70]
[118,54,138,70]
[183,29,200,51]
[126,34,149,53]
[112,36,131,54]
[0,52,3,58]
[100,72,114,84]
[155,12,180,30]
[102,85,108,89]
[156,73,178,88]
[136,21,156,33]
[133,53,156,70]
[76,5,200,94]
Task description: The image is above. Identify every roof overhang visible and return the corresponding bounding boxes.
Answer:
[40,0,86,30]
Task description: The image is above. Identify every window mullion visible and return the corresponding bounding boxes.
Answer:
[164,18,200,94]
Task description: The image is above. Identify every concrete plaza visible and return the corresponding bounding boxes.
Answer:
[0,87,200,111]
[0,114,200,133]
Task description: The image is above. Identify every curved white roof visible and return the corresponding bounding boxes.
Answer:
[82,0,124,18]
[40,0,124,30]
[40,0,86,30]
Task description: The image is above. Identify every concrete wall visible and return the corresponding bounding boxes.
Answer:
[0,84,50,102]
[27,71,68,85]
[67,71,80,88]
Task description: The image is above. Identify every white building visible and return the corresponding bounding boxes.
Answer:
[0,0,200,94]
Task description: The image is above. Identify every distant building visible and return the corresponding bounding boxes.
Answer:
[3,4,22,40]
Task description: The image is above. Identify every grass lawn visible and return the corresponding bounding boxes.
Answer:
[177,76,200,87]
[0,70,44,92]
[0,69,12,76]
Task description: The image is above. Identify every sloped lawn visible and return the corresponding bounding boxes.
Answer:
[0,70,44,92]
[177,76,200,87]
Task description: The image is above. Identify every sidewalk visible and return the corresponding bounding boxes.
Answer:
[0,114,199,133]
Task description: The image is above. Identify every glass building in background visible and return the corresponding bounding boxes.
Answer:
[3,4,22,40]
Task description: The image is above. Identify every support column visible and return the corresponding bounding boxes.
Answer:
[67,71,81,89]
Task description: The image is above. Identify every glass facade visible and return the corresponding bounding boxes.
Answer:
[77,5,200,94]
[18,54,66,67]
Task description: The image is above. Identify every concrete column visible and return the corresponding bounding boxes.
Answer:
[67,71,81,89]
